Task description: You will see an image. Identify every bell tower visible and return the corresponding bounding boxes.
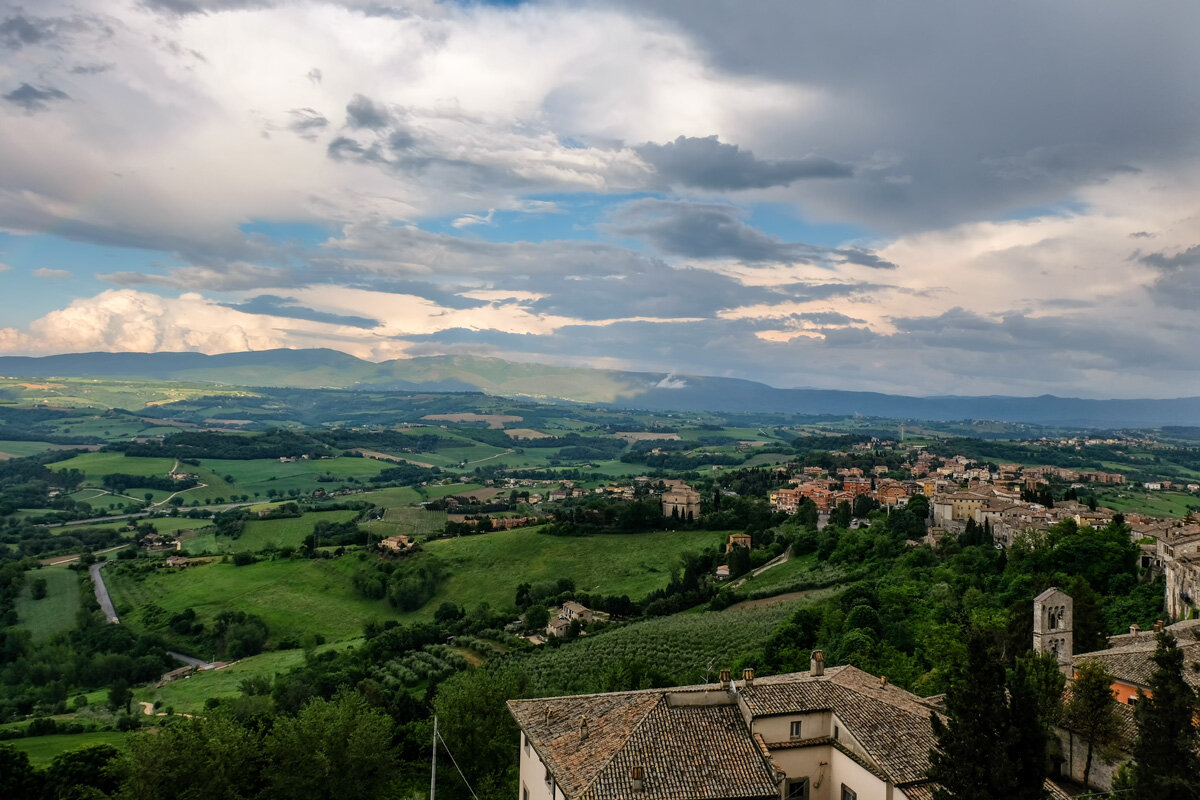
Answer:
[1033,587,1073,675]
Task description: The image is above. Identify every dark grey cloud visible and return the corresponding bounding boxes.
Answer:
[618,1,1200,232]
[637,135,852,190]
[3,83,69,112]
[346,94,391,130]
[222,295,380,328]
[608,199,896,268]
[288,108,328,139]
[1129,231,1154,239]
[0,15,55,49]
[1143,244,1200,309]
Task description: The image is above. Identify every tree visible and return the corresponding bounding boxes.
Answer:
[928,630,1048,800]
[29,577,47,600]
[263,693,399,800]
[108,678,132,714]
[1125,632,1200,799]
[44,744,123,799]
[1062,660,1121,790]
[119,711,263,800]
[523,604,549,632]
[0,744,41,800]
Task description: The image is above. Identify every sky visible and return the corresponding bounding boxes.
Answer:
[1,0,1199,398]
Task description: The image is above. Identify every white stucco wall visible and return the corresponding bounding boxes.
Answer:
[518,732,561,800]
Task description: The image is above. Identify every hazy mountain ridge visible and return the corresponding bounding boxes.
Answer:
[3,349,1199,427]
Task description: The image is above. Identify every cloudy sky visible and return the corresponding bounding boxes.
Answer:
[1,0,1199,397]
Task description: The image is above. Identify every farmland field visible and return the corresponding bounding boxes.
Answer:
[134,648,315,713]
[105,555,401,644]
[402,527,729,619]
[195,456,391,496]
[231,509,360,552]
[0,440,59,458]
[6,731,129,766]
[517,599,813,694]
[16,565,81,642]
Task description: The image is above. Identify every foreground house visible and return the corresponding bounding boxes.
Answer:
[510,655,951,800]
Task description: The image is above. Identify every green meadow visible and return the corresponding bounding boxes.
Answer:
[403,527,729,619]
[16,565,82,642]
[105,556,401,645]
[5,731,129,767]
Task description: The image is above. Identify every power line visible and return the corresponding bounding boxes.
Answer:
[437,729,481,800]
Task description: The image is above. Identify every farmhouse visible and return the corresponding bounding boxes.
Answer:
[380,535,414,553]
[508,658,1072,800]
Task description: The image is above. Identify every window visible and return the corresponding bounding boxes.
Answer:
[523,785,529,800]
[523,733,530,756]
[840,785,857,800]
[833,725,840,740]
[786,778,810,800]
[789,720,803,739]
[544,767,553,787]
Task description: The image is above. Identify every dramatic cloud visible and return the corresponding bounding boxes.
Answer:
[637,135,852,190]
[609,199,896,269]
[1,0,1199,397]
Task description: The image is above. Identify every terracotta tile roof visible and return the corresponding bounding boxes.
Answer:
[508,689,779,800]
[509,666,949,800]
[1075,637,1200,692]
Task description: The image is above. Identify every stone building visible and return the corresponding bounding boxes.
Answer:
[1033,587,1073,673]
[661,484,701,520]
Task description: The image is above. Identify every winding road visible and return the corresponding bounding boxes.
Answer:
[89,561,120,623]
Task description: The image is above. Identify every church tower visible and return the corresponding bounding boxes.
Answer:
[1033,587,1073,675]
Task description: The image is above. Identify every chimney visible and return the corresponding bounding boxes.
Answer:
[719,669,731,689]
[1155,620,1165,631]
[579,716,588,742]
[742,668,755,686]
[631,766,644,792]
[810,650,825,677]
[880,675,888,687]
[1130,623,1141,635]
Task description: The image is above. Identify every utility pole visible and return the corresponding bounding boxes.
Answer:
[430,715,438,800]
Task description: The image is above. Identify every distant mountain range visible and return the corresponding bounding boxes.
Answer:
[3,349,1200,428]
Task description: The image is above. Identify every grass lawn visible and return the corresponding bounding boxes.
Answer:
[404,527,729,619]
[6,731,129,767]
[230,510,360,552]
[106,556,401,644]
[196,456,390,497]
[0,440,57,458]
[1096,489,1200,518]
[16,566,82,642]
[53,452,178,481]
[134,648,311,714]
[366,507,448,537]
[356,486,423,507]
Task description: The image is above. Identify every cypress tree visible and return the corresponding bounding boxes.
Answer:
[1127,632,1200,800]
[929,631,1049,800]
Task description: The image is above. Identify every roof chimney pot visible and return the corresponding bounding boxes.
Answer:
[811,650,825,677]
[579,715,588,742]
[631,765,644,792]
[719,669,731,689]
[742,668,755,686]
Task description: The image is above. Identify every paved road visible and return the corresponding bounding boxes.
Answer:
[43,500,258,529]
[89,561,119,623]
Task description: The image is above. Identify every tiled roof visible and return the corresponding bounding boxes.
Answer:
[1075,636,1200,691]
[510,666,947,800]
[508,689,779,800]
[740,666,941,785]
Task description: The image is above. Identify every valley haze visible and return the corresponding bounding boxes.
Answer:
[4,348,1200,428]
